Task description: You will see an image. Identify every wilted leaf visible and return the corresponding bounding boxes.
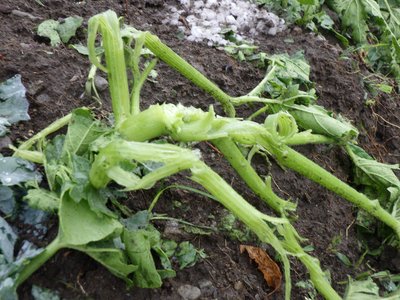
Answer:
[240,245,282,294]
[122,228,162,288]
[0,75,30,136]
[347,144,400,189]
[290,104,359,141]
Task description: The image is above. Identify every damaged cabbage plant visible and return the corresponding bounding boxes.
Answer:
[7,10,400,300]
[137,14,400,239]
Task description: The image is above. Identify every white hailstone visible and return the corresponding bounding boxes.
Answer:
[205,0,218,8]
[268,27,277,36]
[225,15,236,25]
[186,15,196,22]
[194,1,204,9]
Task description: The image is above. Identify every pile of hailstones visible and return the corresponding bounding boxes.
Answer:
[164,0,286,46]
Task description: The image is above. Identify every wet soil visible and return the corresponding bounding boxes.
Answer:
[1,0,399,299]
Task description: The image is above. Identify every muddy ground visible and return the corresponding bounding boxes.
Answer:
[1,0,399,299]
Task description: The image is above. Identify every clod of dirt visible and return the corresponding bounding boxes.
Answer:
[198,279,215,297]
[94,75,109,92]
[164,0,285,46]
[0,136,11,150]
[177,284,202,300]
[36,93,51,105]
[163,220,187,239]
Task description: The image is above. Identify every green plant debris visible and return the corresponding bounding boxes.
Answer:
[37,16,83,47]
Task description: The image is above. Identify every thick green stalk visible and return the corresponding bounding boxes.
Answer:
[130,58,158,115]
[143,33,236,117]
[190,163,292,300]
[247,65,277,96]
[15,236,64,287]
[281,224,342,300]
[285,133,335,145]
[268,144,400,239]
[88,11,131,125]
[119,105,167,141]
[212,137,296,214]
[15,113,72,151]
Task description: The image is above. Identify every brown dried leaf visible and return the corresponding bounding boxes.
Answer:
[240,245,282,294]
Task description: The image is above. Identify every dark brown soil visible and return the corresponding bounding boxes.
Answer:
[1,0,399,299]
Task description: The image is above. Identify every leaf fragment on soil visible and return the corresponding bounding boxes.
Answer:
[37,16,83,47]
[240,245,282,294]
[37,19,61,47]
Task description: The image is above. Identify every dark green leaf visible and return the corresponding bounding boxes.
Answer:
[332,0,369,43]
[0,186,15,215]
[0,75,30,136]
[0,278,17,300]
[298,0,317,5]
[0,157,41,186]
[0,216,17,263]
